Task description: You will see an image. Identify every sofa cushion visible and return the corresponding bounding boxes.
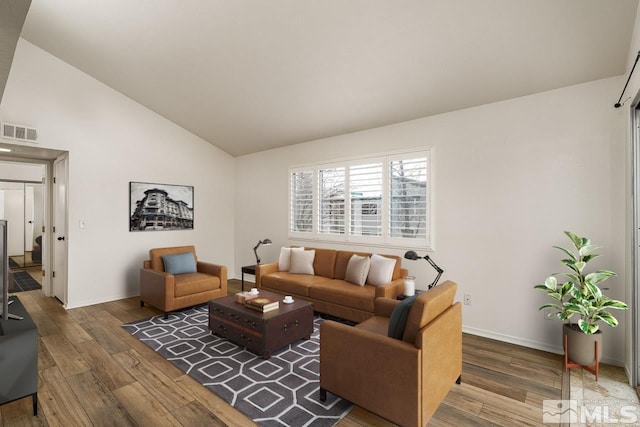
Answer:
[162,252,197,275]
[312,248,338,278]
[174,272,220,297]
[345,254,371,286]
[356,316,390,337]
[261,272,331,297]
[278,247,304,271]
[388,295,417,339]
[309,279,376,312]
[290,249,315,274]
[367,254,397,286]
[150,245,197,272]
[334,250,373,280]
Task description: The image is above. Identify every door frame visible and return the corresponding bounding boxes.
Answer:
[52,154,68,305]
[0,149,68,300]
[0,157,52,296]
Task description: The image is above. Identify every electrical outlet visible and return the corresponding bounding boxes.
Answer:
[464,294,471,306]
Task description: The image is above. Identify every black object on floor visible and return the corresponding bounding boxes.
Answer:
[9,272,42,293]
[9,258,20,269]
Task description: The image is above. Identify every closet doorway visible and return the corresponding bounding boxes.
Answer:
[0,179,44,269]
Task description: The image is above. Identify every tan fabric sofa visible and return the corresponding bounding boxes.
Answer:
[319,281,462,426]
[255,247,407,323]
[140,246,227,318]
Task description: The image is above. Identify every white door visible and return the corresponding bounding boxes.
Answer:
[53,155,68,304]
[5,187,24,257]
[24,185,34,251]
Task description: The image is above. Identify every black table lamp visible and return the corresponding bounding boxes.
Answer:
[404,250,444,289]
[253,239,272,264]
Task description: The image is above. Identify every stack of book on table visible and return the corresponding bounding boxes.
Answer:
[245,297,280,313]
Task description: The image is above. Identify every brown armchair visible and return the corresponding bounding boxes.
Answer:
[140,246,227,318]
[319,281,462,427]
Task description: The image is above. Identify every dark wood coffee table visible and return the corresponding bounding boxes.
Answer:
[208,290,314,359]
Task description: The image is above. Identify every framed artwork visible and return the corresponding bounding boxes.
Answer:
[129,181,194,231]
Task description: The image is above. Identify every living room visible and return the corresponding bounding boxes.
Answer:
[1,0,640,425]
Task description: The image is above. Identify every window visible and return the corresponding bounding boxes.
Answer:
[318,166,345,235]
[350,163,382,237]
[289,149,431,248]
[389,157,427,239]
[289,170,314,233]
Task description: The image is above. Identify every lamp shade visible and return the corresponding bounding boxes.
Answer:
[403,250,444,289]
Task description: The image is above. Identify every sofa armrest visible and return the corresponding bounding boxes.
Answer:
[140,268,174,309]
[320,320,420,419]
[197,261,228,293]
[255,262,278,288]
[374,297,400,317]
[417,302,462,422]
[197,261,226,279]
[374,277,405,299]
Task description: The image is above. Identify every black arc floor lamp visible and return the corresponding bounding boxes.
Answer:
[404,250,444,289]
[253,239,272,264]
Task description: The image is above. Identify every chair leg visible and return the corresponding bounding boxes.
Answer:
[319,388,327,402]
[456,375,462,384]
[140,301,144,307]
[163,312,168,320]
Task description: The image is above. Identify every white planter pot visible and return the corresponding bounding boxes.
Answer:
[563,323,602,367]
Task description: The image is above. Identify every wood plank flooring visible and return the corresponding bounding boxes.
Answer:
[0,280,563,426]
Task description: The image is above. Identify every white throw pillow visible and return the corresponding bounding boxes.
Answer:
[367,254,396,286]
[345,254,371,286]
[289,249,315,275]
[278,247,304,271]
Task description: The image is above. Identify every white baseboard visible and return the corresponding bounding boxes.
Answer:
[462,325,624,367]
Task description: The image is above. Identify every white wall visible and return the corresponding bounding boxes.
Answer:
[236,76,627,364]
[0,39,236,308]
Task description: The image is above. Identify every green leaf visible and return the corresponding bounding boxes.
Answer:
[595,312,619,327]
[553,245,577,261]
[601,300,629,310]
[560,281,574,296]
[564,231,583,249]
[561,259,581,273]
[545,276,557,289]
[578,319,599,334]
[564,274,580,283]
[585,270,616,285]
[584,282,602,299]
[579,244,600,257]
[582,254,600,263]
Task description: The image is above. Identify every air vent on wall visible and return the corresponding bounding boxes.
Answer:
[2,122,38,143]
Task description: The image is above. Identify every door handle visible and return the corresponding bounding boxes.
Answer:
[57,236,65,241]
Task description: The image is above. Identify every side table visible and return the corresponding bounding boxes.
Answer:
[241,265,257,291]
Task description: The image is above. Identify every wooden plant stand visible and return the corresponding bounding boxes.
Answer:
[564,333,599,381]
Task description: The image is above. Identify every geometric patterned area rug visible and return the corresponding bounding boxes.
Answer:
[122,305,353,426]
[9,271,42,293]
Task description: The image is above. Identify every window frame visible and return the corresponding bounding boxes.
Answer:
[288,148,433,250]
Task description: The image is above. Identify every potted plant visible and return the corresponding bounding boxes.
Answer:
[534,231,628,368]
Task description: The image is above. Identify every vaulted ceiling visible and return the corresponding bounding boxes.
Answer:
[6,0,640,156]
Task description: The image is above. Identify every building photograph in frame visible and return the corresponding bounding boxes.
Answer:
[129,182,194,231]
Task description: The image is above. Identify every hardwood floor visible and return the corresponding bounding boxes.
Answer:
[0,280,563,426]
